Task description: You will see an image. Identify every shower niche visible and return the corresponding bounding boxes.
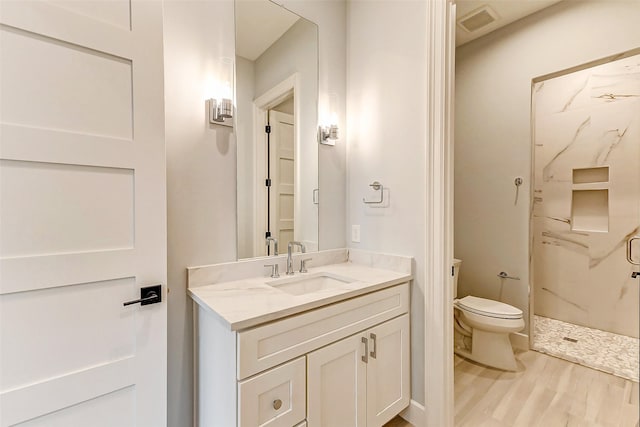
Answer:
[570,166,609,233]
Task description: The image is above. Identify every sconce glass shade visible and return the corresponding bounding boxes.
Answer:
[218,98,233,118]
[209,98,233,127]
[318,124,338,146]
[328,124,338,140]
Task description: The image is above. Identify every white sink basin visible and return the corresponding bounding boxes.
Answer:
[268,272,356,296]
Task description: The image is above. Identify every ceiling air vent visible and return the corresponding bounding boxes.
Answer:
[458,6,498,33]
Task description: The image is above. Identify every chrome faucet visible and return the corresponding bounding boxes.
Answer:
[266,236,278,256]
[286,241,306,275]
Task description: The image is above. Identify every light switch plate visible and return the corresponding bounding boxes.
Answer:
[351,225,361,243]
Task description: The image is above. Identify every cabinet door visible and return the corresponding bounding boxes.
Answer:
[366,314,411,427]
[307,333,367,427]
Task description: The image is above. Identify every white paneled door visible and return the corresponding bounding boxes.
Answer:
[0,1,167,426]
[270,111,294,250]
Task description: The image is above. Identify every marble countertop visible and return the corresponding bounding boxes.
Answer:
[188,261,412,331]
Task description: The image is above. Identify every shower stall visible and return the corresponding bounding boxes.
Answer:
[531,52,640,381]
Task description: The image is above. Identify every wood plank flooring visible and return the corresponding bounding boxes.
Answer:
[455,350,640,427]
[383,350,638,427]
[383,416,413,427]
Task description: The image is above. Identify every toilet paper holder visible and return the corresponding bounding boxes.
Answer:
[498,272,520,280]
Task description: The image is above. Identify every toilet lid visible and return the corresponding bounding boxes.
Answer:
[455,296,523,319]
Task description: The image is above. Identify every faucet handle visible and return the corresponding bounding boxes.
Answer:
[264,264,280,278]
[299,258,312,273]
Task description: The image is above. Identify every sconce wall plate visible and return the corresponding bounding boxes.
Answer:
[208,98,233,127]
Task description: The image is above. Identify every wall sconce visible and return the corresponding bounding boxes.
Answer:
[208,98,233,127]
[319,93,339,145]
[318,124,338,145]
[207,57,234,128]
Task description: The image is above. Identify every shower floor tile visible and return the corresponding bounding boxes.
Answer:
[533,315,639,382]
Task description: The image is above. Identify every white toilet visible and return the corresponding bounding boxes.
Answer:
[453,259,524,371]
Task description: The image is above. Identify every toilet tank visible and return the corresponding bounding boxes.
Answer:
[453,259,462,299]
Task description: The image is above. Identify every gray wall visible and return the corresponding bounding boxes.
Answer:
[346,0,428,406]
[164,2,237,426]
[236,55,256,258]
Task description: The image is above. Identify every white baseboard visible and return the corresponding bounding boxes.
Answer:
[510,332,529,351]
[400,400,425,427]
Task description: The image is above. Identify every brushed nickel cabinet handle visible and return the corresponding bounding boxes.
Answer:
[370,333,377,359]
[361,337,369,363]
[273,399,282,410]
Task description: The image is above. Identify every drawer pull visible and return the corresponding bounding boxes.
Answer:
[273,399,282,410]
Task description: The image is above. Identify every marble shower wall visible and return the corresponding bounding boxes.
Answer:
[532,53,640,339]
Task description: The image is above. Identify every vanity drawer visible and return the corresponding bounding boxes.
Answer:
[238,356,306,427]
[237,283,409,379]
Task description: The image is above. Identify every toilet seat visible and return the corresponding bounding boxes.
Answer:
[455,296,522,320]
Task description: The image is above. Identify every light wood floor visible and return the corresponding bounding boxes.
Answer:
[383,416,413,427]
[455,350,640,427]
[383,350,639,427]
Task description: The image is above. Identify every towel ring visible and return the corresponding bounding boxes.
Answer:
[363,181,384,204]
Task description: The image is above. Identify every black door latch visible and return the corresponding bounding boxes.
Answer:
[123,284,162,306]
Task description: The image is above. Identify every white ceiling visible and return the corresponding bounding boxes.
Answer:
[456,0,563,46]
[235,0,300,61]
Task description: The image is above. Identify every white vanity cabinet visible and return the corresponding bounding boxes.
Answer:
[307,314,410,427]
[194,282,411,427]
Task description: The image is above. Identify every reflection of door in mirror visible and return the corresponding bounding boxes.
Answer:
[269,108,295,254]
[235,0,319,260]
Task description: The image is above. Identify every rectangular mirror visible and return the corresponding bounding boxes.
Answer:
[235,0,319,259]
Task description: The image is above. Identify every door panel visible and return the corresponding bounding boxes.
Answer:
[14,386,135,427]
[0,1,166,426]
[0,160,134,257]
[0,25,133,138]
[3,359,135,427]
[11,387,136,427]
[46,0,132,30]
[0,278,136,390]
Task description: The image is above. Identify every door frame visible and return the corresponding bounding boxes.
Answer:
[420,1,456,426]
[252,74,300,256]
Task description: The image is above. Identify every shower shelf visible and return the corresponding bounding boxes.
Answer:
[570,166,610,233]
[571,189,609,233]
[571,182,610,191]
[572,166,609,184]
